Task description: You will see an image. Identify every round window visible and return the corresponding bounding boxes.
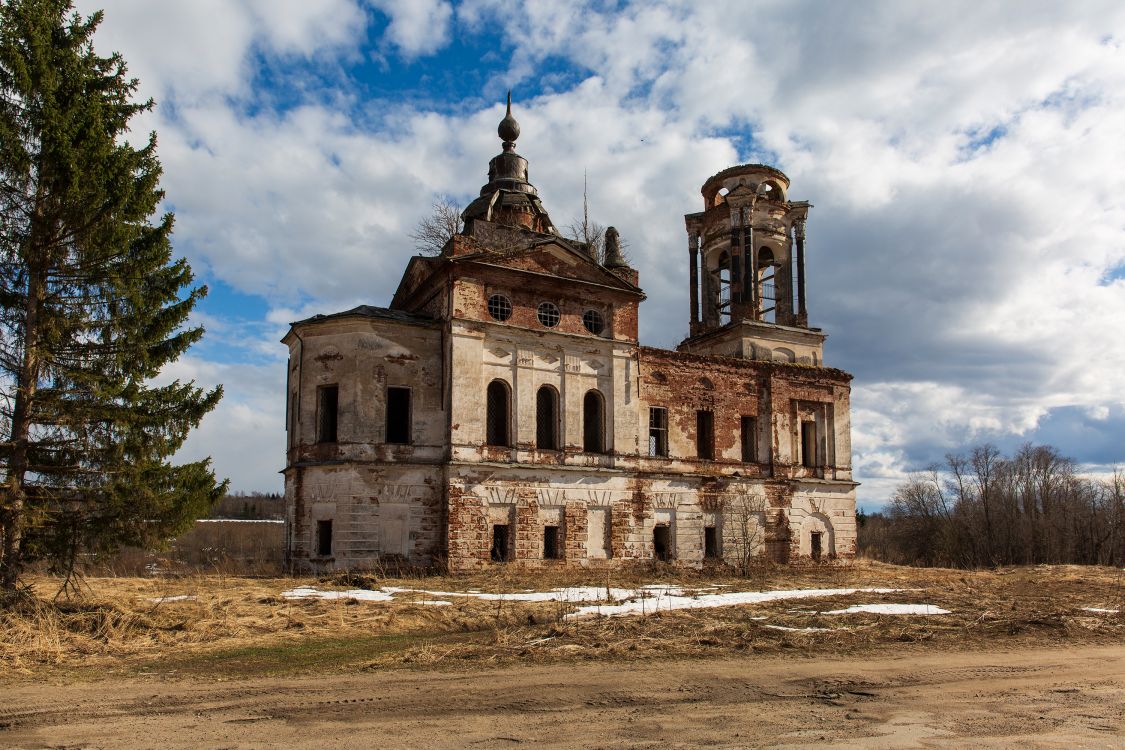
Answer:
[582,309,605,335]
[536,301,561,328]
[487,294,512,321]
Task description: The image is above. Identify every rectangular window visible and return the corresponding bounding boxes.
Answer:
[740,416,756,462]
[801,420,817,468]
[648,407,668,457]
[696,410,714,460]
[811,531,823,561]
[704,526,720,560]
[543,526,561,560]
[317,385,338,444]
[289,394,298,446]
[316,519,333,557]
[491,524,511,562]
[385,386,412,444]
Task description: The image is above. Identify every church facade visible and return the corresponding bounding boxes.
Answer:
[282,100,857,572]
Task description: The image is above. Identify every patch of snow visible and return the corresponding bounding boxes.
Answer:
[196,518,285,523]
[763,624,836,633]
[281,586,394,602]
[823,604,951,615]
[381,585,641,602]
[566,588,903,619]
[419,600,452,606]
[147,595,196,603]
[1081,607,1120,614]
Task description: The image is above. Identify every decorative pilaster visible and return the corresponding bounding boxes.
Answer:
[749,217,759,320]
[688,232,700,333]
[795,217,807,326]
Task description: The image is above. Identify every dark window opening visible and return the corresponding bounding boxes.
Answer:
[486,380,511,447]
[704,527,720,559]
[716,251,732,325]
[801,420,817,468]
[289,394,297,446]
[536,386,559,450]
[648,407,668,457]
[317,385,338,444]
[583,390,605,454]
[696,410,714,460]
[491,524,511,562]
[582,309,605,335]
[537,301,560,327]
[811,531,823,561]
[487,294,512,321]
[653,525,672,562]
[740,416,756,462]
[316,519,333,557]
[385,386,411,444]
[543,526,561,560]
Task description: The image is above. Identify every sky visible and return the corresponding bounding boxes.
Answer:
[74,0,1125,508]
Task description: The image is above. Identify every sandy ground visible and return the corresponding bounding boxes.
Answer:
[2,644,1123,749]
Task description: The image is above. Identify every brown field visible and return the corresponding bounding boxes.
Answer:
[1,562,1123,748]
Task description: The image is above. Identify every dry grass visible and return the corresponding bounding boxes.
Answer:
[2,561,1122,679]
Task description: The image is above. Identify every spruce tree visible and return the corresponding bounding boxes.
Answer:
[0,0,226,596]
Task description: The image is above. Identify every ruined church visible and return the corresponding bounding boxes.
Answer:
[282,99,856,571]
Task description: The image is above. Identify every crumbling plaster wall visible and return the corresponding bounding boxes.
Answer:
[284,315,447,571]
[285,463,444,570]
[448,271,642,464]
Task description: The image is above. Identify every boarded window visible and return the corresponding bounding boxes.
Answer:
[543,526,561,560]
[583,390,605,454]
[486,380,511,447]
[704,526,720,559]
[536,386,559,450]
[696,410,714,460]
[491,524,511,562]
[653,525,672,561]
[317,385,338,444]
[587,508,611,559]
[316,519,333,557]
[811,531,823,561]
[740,416,756,462]
[385,386,411,444]
[648,407,668,457]
[801,420,817,468]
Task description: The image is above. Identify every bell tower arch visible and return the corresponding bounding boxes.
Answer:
[681,164,823,365]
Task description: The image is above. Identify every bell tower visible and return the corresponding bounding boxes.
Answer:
[679,164,824,365]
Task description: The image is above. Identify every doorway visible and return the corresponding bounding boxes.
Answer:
[653,525,672,562]
[491,524,511,562]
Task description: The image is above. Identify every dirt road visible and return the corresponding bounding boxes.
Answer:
[3,644,1123,749]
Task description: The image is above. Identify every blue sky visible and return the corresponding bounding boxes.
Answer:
[79,0,1125,503]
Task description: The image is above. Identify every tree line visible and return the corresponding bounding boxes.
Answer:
[859,443,1125,568]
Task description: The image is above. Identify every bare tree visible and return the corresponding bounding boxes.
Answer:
[563,172,633,267]
[724,492,768,576]
[566,173,607,263]
[411,197,462,255]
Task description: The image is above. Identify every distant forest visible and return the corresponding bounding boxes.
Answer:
[209,492,284,520]
[858,444,1125,568]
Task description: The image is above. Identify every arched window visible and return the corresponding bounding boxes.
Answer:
[536,385,559,450]
[583,389,605,454]
[758,246,777,324]
[715,251,731,325]
[486,380,511,447]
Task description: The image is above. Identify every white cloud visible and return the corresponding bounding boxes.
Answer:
[369,0,453,58]
[157,356,285,493]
